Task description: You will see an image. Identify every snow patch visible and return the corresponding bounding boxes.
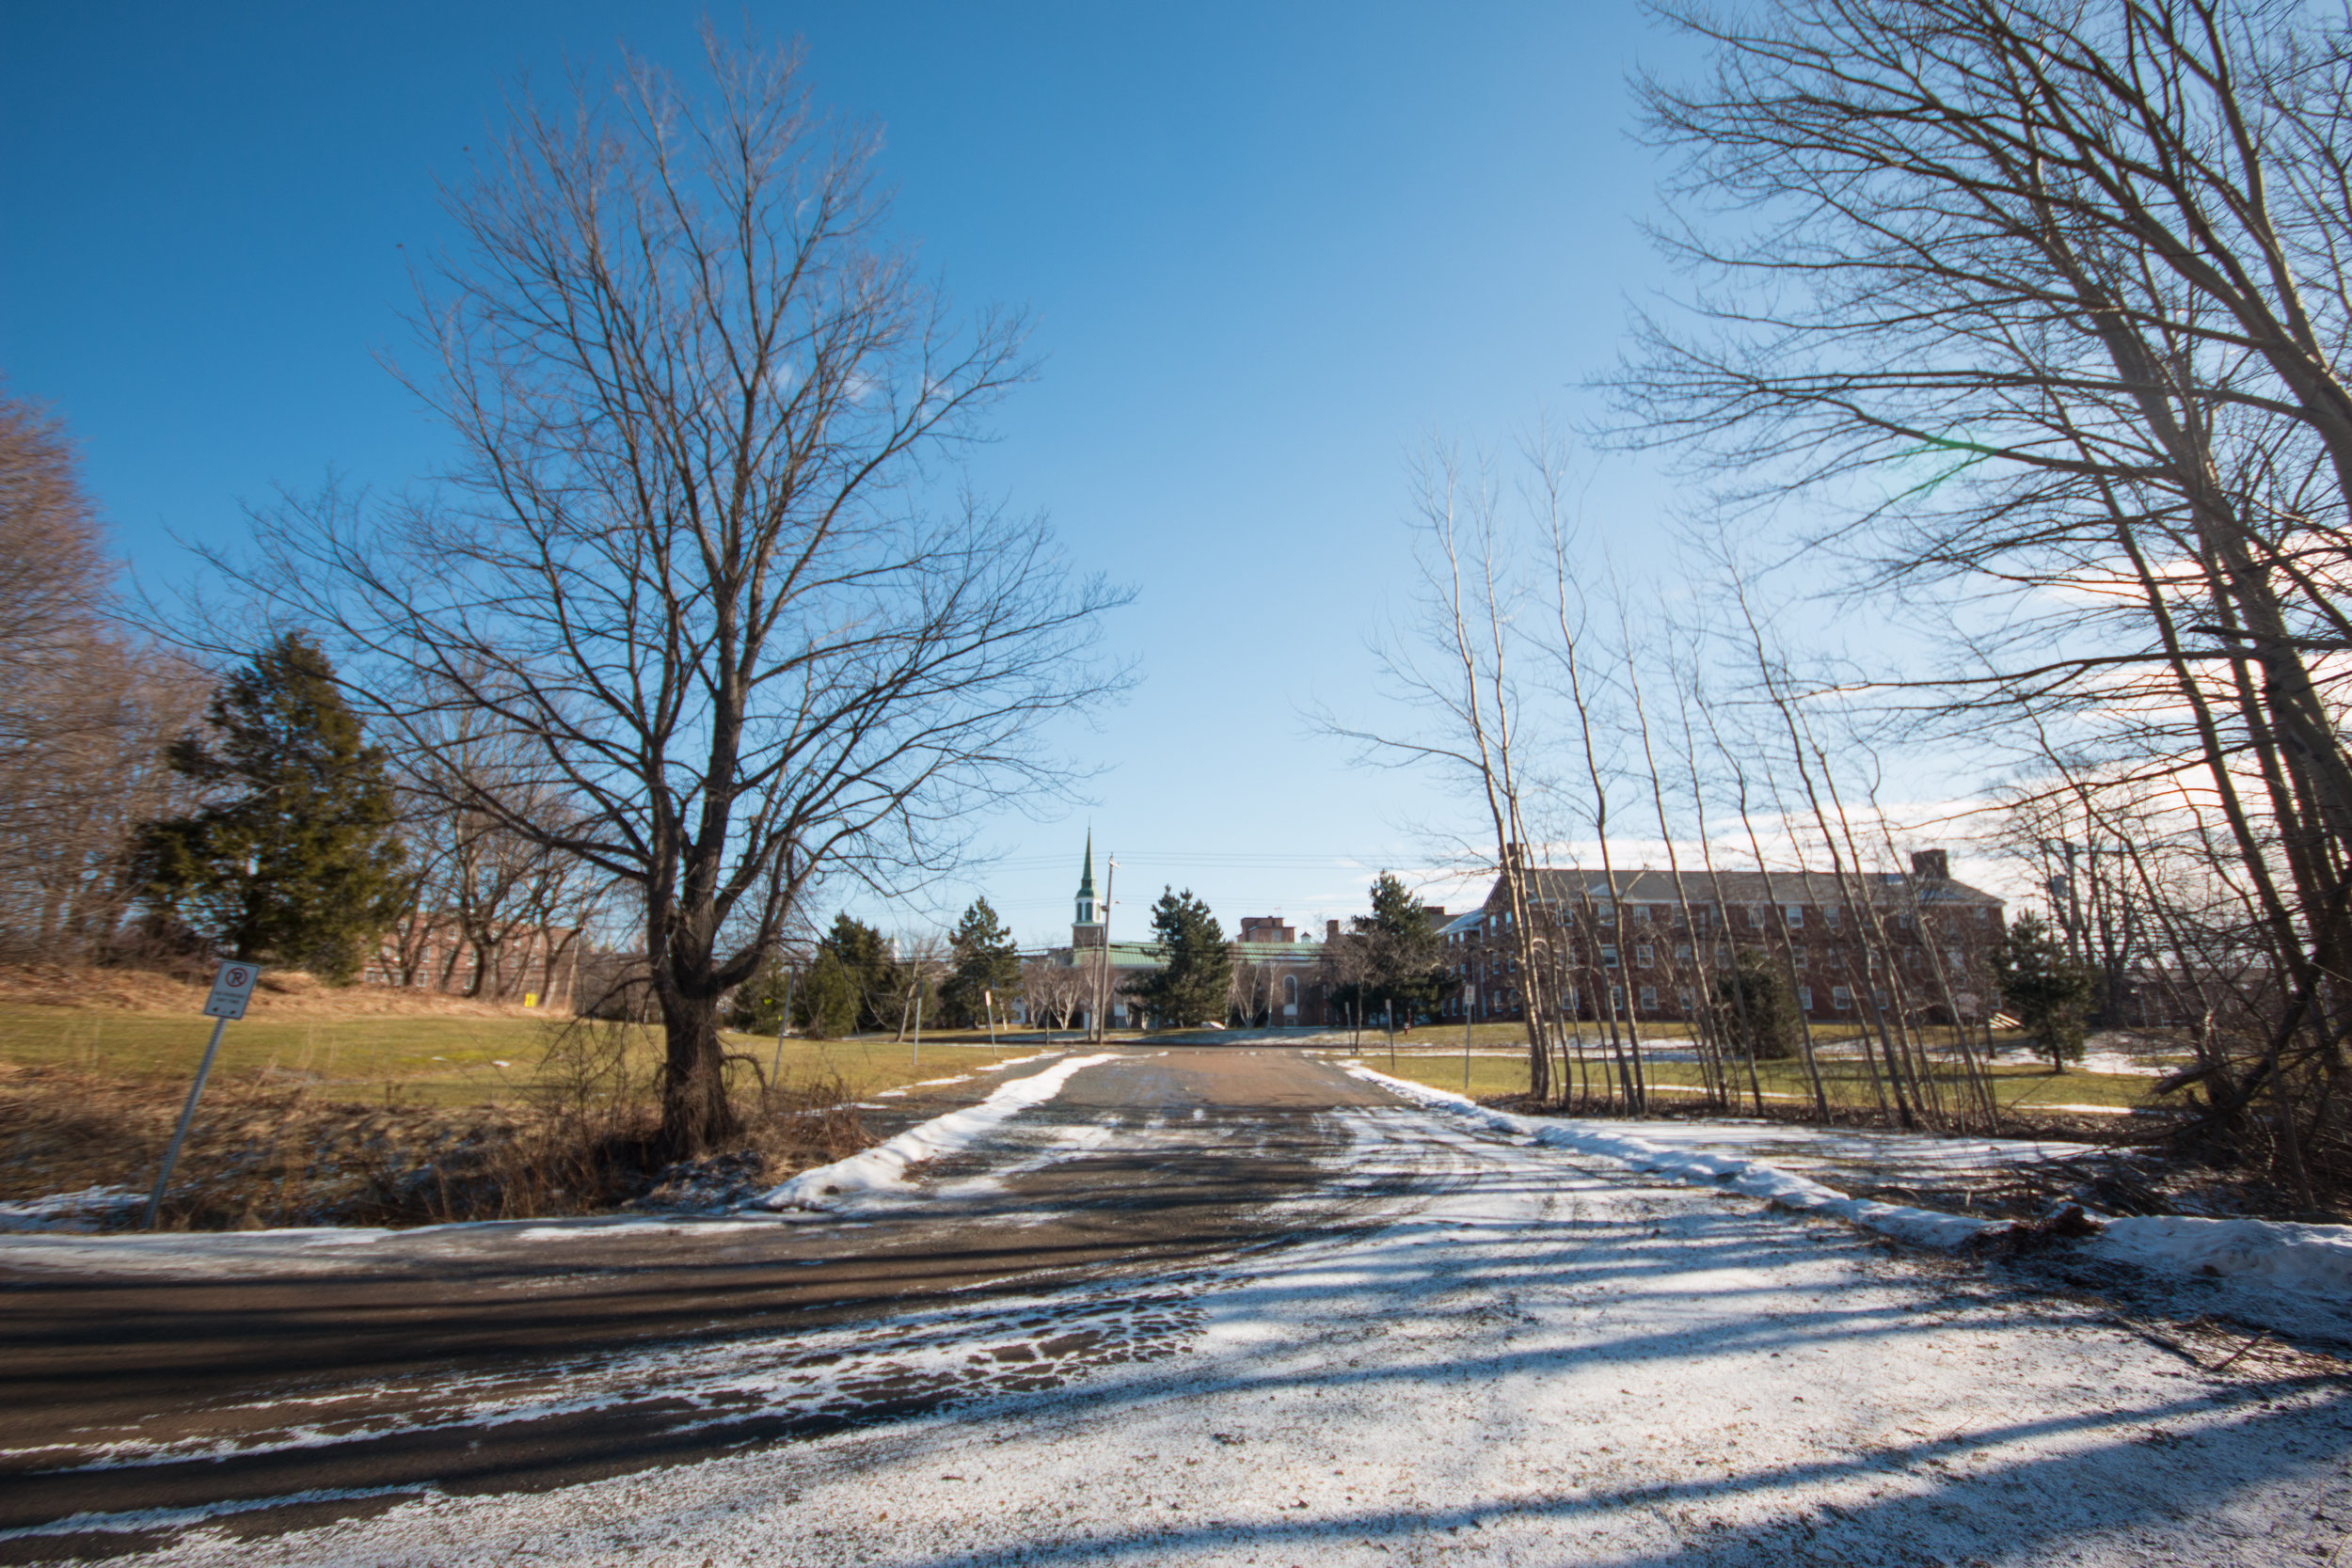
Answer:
[0,1185,144,1234]
[759,1053,1119,1212]
[2094,1214,2352,1299]
[1353,1065,2352,1303]
[1347,1064,1994,1248]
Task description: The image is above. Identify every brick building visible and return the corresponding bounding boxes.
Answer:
[364,914,586,1009]
[1445,848,2003,1029]
[1040,838,1351,1028]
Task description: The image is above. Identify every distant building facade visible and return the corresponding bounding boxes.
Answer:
[363,914,585,1009]
[1039,837,1364,1028]
[1446,848,2004,1029]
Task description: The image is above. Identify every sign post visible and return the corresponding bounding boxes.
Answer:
[1463,983,1476,1093]
[143,961,260,1229]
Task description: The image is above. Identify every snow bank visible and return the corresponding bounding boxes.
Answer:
[0,1184,143,1234]
[1353,1065,2352,1304]
[2094,1215,2352,1299]
[758,1053,1117,1212]
[1346,1065,1993,1249]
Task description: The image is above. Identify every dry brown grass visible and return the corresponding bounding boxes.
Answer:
[0,960,545,1020]
[0,1019,876,1230]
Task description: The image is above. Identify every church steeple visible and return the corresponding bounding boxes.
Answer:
[1074,832,1099,928]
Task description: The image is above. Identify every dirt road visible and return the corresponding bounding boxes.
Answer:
[2,1045,2345,1566]
[0,1048,1398,1560]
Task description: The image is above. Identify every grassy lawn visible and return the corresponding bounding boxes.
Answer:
[0,1004,1052,1106]
[1338,1033,2164,1115]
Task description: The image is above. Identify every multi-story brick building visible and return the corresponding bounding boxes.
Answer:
[1443,848,2004,1029]
[1037,838,1399,1029]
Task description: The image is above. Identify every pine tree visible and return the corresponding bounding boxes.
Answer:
[1125,886,1230,1027]
[1992,912,2094,1071]
[808,913,896,1034]
[939,897,1020,1028]
[132,633,408,981]
[724,950,796,1035]
[1714,946,1799,1060]
[1349,872,1454,1024]
[794,949,863,1038]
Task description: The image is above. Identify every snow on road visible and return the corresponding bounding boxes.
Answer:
[102,1086,2351,1566]
[760,1053,1119,1213]
[1358,1066,2352,1321]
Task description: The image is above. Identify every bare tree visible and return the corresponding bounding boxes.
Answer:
[0,388,205,959]
[1021,957,1086,1033]
[1227,957,1276,1028]
[1320,444,1560,1096]
[1623,0,2352,1194]
[204,34,1126,1154]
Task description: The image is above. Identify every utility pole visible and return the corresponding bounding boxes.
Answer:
[1090,853,1116,1041]
[1463,981,1476,1093]
[2041,838,2085,966]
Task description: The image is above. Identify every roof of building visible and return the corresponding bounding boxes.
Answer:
[1492,866,2003,910]
[1044,938,1327,968]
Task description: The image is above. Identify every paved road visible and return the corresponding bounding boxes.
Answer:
[0,1048,1405,1561]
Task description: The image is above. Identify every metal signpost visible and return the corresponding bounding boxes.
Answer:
[1463,983,1476,1093]
[771,966,797,1085]
[143,960,261,1229]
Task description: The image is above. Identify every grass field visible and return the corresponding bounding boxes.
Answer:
[0,1003,1057,1107]
[1331,1035,2165,1115]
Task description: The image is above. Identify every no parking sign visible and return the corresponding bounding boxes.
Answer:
[203,962,261,1021]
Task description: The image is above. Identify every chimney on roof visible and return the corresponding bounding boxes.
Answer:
[1912,848,1950,881]
[1503,842,1524,871]
[1326,919,1341,942]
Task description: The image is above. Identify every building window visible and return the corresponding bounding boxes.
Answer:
[1975,906,1989,923]
[1676,987,1693,1011]
[1897,910,1914,930]
[1947,945,1965,973]
[1716,942,1733,966]
[1785,904,1804,928]
[1747,904,1766,929]
[1832,985,1852,1010]
[1799,985,1815,1011]
[1825,906,1841,930]
[1675,942,1693,961]
[1790,948,1807,972]
[1632,905,1652,924]
[1636,943,1654,969]
[1609,985,1626,1009]
[1640,986,1659,1011]
[1283,974,1298,1004]
[1873,987,1890,1009]
[1601,944,1620,968]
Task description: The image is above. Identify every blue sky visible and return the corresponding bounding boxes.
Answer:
[1,3,1709,947]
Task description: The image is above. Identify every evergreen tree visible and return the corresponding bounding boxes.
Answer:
[807,912,896,1033]
[939,897,1020,1028]
[131,633,408,981]
[1714,946,1800,1060]
[1340,872,1454,1024]
[1125,886,1230,1027]
[793,948,862,1038]
[725,950,797,1034]
[1992,911,2095,1071]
